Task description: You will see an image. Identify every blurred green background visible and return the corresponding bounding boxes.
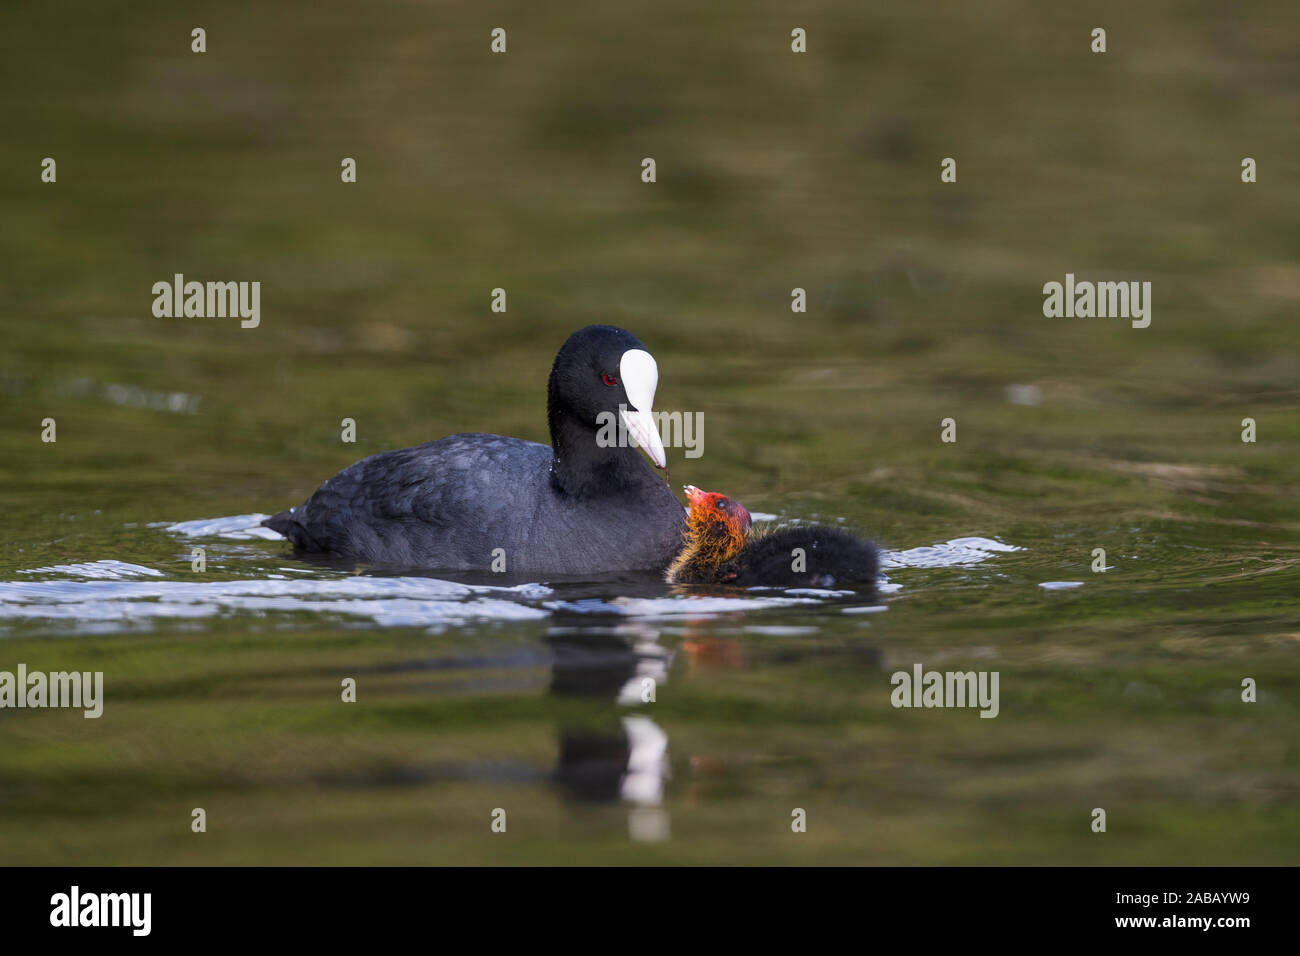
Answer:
[0,1,1297,864]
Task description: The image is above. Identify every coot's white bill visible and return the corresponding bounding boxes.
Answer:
[619,348,667,468]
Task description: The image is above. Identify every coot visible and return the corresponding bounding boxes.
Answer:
[666,486,878,590]
[264,326,686,574]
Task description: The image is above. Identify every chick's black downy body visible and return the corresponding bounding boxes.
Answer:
[719,524,879,589]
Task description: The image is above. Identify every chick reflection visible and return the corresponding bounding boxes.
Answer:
[546,620,672,840]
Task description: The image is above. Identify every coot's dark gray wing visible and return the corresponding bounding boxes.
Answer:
[263,434,552,568]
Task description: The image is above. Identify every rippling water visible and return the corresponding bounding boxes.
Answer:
[0,515,1031,629]
[3,500,1294,865]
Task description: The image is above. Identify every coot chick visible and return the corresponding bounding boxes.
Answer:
[263,326,686,574]
[666,486,878,590]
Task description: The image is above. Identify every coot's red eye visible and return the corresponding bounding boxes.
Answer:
[601,374,618,387]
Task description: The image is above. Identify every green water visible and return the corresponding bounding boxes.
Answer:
[1,0,1297,864]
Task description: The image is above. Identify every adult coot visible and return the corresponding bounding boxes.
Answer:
[263,326,686,574]
[666,486,878,590]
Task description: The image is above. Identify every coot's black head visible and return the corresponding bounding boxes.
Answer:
[547,325,667,471]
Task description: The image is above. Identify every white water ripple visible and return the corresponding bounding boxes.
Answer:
[881,536,1021,570]
[17,560,165,579]
[0,574,551,630]
[164,513,284,541]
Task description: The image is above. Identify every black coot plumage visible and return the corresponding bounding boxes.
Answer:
[666,486,878,590]
[263,326,686,574]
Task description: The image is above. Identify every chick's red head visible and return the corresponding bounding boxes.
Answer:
[684,485,752,536]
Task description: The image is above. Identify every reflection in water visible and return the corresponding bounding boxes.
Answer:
[547,620,675,841]
[554,731,630,803]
